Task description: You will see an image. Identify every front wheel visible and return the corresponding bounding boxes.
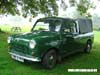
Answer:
[42,49,57,69]
[84,41,92,53]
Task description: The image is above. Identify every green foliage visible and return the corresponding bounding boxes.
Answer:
[69,0,76,6]
[94,27,100,31]
[77,0,95,17]
[0,0,58,17]
[0,0,96,18]
[0,28,5,33]
[63,0,96,18]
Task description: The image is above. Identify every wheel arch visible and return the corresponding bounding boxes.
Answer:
[87,39,92,44]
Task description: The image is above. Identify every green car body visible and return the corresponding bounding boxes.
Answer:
[8,17,94,68]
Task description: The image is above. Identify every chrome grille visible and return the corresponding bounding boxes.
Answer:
[10,44,29,54]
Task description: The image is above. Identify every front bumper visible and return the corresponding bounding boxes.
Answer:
[9,52,41,62]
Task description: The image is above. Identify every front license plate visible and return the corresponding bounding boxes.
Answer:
[11,55,24,62]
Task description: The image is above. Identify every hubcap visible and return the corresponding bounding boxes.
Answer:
[48,53,56,68]
[50,56,54,60]
[87,44,90,52]
[49,55,54,64]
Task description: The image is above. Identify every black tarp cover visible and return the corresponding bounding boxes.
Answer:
[77,19,92,34]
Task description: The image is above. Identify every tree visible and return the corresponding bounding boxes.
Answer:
[0,0,96,18]
[0,0,58,17]
[76,0,95,17]
[68,0,95,18]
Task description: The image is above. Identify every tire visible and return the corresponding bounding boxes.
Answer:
[57,55,62,64]
[42,49,57,69]
[84,41,92,53]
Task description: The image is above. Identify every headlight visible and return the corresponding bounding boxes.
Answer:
[29,40,36,49]
[7,37,12,44]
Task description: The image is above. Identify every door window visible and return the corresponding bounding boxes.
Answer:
[63,20,78,34]
[70,22,77,33]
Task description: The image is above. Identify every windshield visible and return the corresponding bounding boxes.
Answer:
[32,19,62,32]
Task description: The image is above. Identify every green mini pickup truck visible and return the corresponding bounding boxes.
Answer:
[8,17,94,69]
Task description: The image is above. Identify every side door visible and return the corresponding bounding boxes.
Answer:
[60,20,80,55]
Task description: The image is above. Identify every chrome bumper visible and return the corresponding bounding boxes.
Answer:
[9,52,41,62]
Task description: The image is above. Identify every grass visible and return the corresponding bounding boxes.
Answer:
[0,31,100,75]
[0,25,32,33]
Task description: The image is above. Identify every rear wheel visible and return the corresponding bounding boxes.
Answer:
[42,49,57,69]
[84,41,92,53]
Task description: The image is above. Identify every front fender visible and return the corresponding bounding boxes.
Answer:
[33,37,61,59]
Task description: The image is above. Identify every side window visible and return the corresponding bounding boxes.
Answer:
[63,20,78,33]
[49,20,62,32]
[70,22,77,33]
[55,20,62,32]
